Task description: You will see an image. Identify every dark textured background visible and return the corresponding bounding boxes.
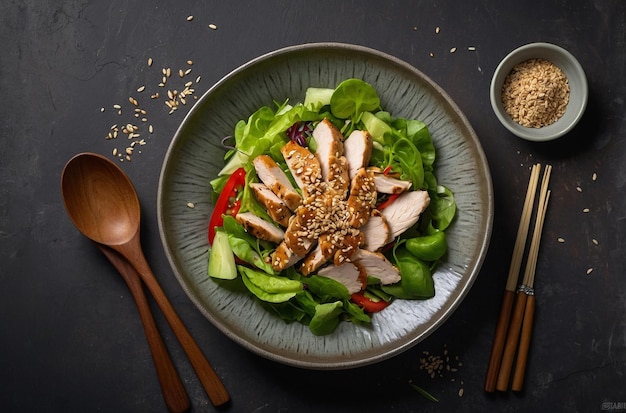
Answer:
[1,1,624,412]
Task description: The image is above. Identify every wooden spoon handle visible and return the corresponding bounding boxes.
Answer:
[97,245,190,413]
[512,294,536,392]
[117,241,230,407]
[484,290,515,392]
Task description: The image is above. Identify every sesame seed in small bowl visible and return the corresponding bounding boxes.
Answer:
[490,42,588,142]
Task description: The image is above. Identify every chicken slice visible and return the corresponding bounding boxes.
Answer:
[283,207,315,258]
[344,130,373,180]
[347,168,377,228]
[235,212,285,244]
[270,241,300,272]
[280,141,322,197]
[373,174,412,194]
[380,190,431,239]
[327,155,350,199]
[313,118,344,182]
[250,183,292,227]
[253,155,302,211]
[360,210,391,251]
[300,243,327,276]
[353,249,401,285]
[317,262,365,294]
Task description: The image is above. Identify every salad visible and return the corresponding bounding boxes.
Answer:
[207,78,456,336]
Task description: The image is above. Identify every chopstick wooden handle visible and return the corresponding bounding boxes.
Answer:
[484,290,515,392]
[496,292,528,391]
[512,294,536,391]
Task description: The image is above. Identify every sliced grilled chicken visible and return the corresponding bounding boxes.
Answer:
[360,209,391,251]
[270,241,300,272]
[317,262,365,294]
[347,168,377,228]
[253,155,302,211]
[353,249,401,285]
[283,207,315,257]
[333,230,364,266]
[344,130,373,180]
[373,174,412,194]
[313,118,344,182]
[300,243,327,276]
[235,212,285,244]
[280,141,322,197]
[380,190,430,238]
[250,183,292,227]
[327,155,350,198]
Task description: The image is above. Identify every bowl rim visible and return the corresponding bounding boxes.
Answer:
[489,42,588,142]
[157,42,494,369]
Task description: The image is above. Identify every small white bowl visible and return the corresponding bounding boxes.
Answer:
[490,42,588,142]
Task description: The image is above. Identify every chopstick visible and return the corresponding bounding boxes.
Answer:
[496,164,552,392]
[484,163,541,393]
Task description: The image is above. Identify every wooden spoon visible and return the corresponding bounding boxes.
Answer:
[97,244,190,413]
[61,152,230,407]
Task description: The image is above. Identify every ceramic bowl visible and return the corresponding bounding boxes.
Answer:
[490,42,588,141]
[158,43,493,369]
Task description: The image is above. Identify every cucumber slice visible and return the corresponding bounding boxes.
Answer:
[208,231,237,280]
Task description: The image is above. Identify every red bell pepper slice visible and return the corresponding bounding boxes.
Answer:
[377,193,400,210]
[208,167,246,244]
[351,291,390,313]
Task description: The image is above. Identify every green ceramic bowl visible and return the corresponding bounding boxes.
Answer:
[158,43,493,369]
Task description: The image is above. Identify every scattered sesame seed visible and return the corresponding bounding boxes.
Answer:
[592,172,597,181]
[412,26,418,31]
[196,75,201,83]
[113,104,122,110]
[592,238,599,245]
[112,148,118,156]
[583,208,590,213]
[187,60,193,65]
[137,85,145,93]
[468,46,476,51]
[558,237,565,243]
[147,57,153,67]
[429,52,434,58]
[435,26,440,34]
[187,202,195,209]
[149,125,154,134]
[450,47,457,53]
[586,268,593,275]
[576,186,583,192]
[100,107,105,112]
[458,388,464,397]
[209,23,217,30]
[187,15,194,21]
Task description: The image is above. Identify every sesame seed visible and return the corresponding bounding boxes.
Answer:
[586,268,593,275]
[112,148,118,156]
[576,186,582,192]
[187,15,194,21]
[113,104,121,110]
[100,107,105,112]
[187,202,195,208]
[583,208,590,213]
[592,172,598,181]
[557,237,565,243]
[149,125,154,134]
[187,60,193,65]
[429,52,434,58]
[179,69,185,78]
[137,85,145,92]
[468,46,476,51]
[592,238,599,245]
[147,57,153,67]
[450,47,457,53]
[209,23,217,30]
[435,26,440,34]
